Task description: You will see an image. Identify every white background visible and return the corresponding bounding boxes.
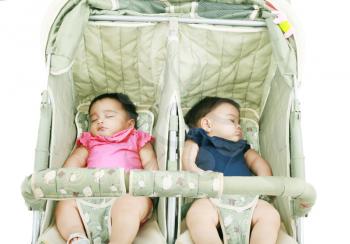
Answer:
[0,0,349,243]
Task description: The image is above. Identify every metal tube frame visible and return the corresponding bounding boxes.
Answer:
[167,103,178,244]
[89,15,267,27]
[291,76,305,243]
[31,211,42,244]
[31,91,52,244]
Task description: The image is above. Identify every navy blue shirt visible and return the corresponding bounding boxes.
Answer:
[186,128,252,176]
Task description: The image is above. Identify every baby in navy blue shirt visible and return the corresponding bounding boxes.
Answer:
[183,96,280,244]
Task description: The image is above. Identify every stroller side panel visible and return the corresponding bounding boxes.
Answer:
[260,69,295,235]
[47,74,76,168]
[37,73,79,234]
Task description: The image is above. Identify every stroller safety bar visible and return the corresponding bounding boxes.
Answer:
[221,176,316,217]
[22,169,315,217]
[89,15,267,27]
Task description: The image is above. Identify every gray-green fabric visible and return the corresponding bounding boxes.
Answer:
[178,25,273,119]
[264,16,296,85]
[23,169,222,206]
[130,170,223,198]
[220,176,315,218]
[290,109,305,179]
[76,198,114,243]
[212,195,259,244]
[153,21,182,237]
[21,175,46,211]
[72,22,168,111]
[22,169,315,216]
[240,118,260,153]
[47,74,77,169]
[34,91,52,172]
[259,69,294,234]
[47,1,295,124]
[50,0,89,74]
[38,0,311,241]
[86,0,267,14]
[70,21,277,121]
[197,2,263,19]
[89,0,167,13]
[23,168,125,202]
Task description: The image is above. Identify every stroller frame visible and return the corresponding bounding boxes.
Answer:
[23,1,316,243]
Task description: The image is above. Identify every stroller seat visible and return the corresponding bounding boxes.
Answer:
[37,105,166,244]
[175,225,297,244]
[38,214,164,244]
[176,113,297,244]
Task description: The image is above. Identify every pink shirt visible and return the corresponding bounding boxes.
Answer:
[77,128,154,170]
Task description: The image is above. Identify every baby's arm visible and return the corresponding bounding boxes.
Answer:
[244,149,272,176]
[63,146,88,168]
[182,140,204,173]
[140,143,158,170]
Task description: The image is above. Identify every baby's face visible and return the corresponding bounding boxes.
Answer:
[89,98,134,137]
[202,103,242,142]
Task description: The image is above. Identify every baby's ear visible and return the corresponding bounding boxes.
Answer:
[200,117,212,132]
[128,119,136,128]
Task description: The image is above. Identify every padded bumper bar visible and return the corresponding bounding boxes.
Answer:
[22,169,315,217]
[221,176,316,217]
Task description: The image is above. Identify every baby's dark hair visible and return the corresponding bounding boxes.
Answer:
[89,93,138,122]
[184,96,240,128]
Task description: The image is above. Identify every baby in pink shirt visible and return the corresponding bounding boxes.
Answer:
[55,93,158,244]
[78,123,153,170]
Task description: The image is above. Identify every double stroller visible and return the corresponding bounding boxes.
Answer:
[22,0,316,243]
